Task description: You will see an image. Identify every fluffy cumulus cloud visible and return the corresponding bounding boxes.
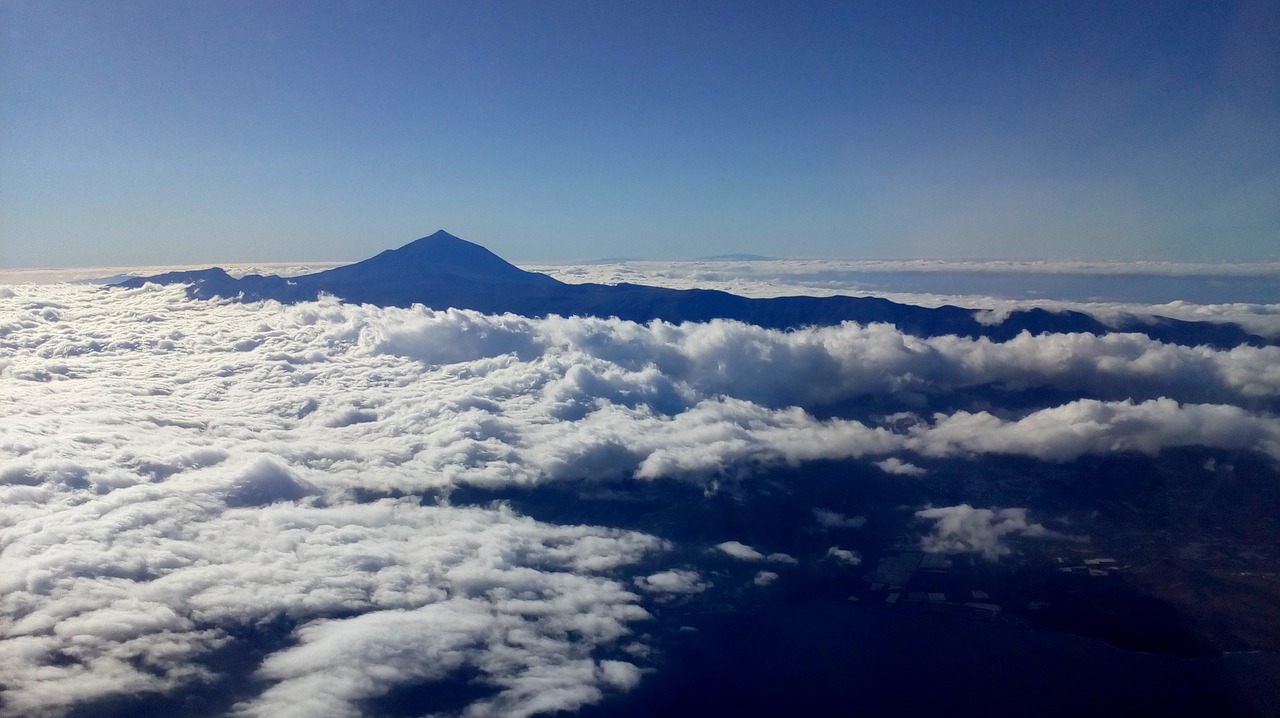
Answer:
[753,571,780,587]
[2,283,1280,716]
[0,490,663,718]
[634,569,710,596]
[915,504,1065,560]
[825,547,863,566]
[368,298,1280,410]
[0,288,674,717]
[906,398,1280,462]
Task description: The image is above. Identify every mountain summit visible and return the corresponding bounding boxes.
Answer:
[310,230,548,285]
[115,232,1266,348]
[294,231,557,300]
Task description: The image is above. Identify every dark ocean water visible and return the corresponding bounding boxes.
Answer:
[578,599,1278,718]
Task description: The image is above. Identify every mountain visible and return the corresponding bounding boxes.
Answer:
[116,230,1268,348]
[303,231,556,288]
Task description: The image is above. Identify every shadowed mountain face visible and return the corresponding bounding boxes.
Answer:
[116,231,1268,347]
[303,231,558,287]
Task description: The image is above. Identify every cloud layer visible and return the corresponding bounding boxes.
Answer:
[2,282,1278,716]
[531,259,1280,339]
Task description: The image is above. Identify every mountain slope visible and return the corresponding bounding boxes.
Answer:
[115,231,1269,348]
[299,230,557,287]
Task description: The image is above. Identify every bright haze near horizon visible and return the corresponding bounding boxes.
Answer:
[2,0,1278,267]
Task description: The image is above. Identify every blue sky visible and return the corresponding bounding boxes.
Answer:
[2,0,1277,266]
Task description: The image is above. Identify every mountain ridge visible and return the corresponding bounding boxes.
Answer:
[114,232,1269,348]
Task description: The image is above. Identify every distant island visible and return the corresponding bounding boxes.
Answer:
[117,230,1271,349]
[696,253,774,261]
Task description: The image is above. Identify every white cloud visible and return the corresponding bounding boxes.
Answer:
[358,296,1280,411]
[1,282,1278,716]
[0,493,664,718]
[527,259,1280,338]
[714,541,796,564]
[812,508,867,530]
[0,283,690,716]
[825,547,863,566]
[753,571,779,587]
[237,596,648,718]
[715,541,766,561]
[915,504,1065,560]
[634,569,710,595]
[598,659,644,691]
[907,398,1280,462]
[874,458,926,476]
[528,257,1280,283]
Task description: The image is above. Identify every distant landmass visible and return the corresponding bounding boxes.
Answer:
[116,230,1269,348]
[696,253,774,261]
[581,256,644,264]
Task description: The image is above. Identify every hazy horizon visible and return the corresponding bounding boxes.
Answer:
[5,229,1280,273]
